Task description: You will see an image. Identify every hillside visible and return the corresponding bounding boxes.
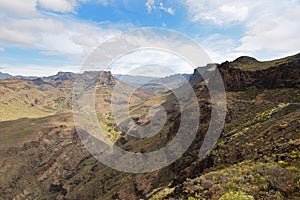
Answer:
[150,53,300,199]
[0,53,299,199]
[0,78,62,121]
[219,53,300,91]
[0,71,148,122]
[230,53,300,71]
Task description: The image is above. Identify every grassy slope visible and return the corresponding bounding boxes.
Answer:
[0,79,71,121]
[231,53,300,71]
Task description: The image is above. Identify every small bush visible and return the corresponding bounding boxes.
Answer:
[219,191,254,200]
[224,181,238,190]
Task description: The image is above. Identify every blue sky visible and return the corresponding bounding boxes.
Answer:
[0,0,299,76]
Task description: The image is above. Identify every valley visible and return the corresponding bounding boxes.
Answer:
[0,53,299,199]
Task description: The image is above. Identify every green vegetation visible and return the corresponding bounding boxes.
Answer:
[0,99,54,121]
[188,196,206,200]
[219,191,254,200]
[151,188,175,200]
[255,103,288,121]
[97,112,122,142]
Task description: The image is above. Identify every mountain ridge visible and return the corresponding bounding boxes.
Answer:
[0,53,299,199]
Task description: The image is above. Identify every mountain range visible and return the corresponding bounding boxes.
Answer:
[0,71,193,94]
[0,53,299,199]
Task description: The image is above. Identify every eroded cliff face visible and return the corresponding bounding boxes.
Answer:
[190,54,300,92]
[219,59,300,91]
[98,71,117,86]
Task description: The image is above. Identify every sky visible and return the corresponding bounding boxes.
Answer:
[0,0,299,76]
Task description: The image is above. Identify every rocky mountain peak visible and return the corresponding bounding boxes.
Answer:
[99,71,117,86]
[232,56,258,65]
[45,72,77,82]
[189,64,216,85]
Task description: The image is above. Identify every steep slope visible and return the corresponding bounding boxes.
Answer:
[0,71,152,200]
[69,53,300,199]
[219,53,300,91]
[0,54,299,199]
[0,113,86,199]
[152,99,300,199]
[148,53,300,199]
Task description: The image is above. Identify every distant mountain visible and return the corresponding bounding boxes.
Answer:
[0,72,13,80]
[0,70,147,121]
[115,73,193,94]
[141,73,192,94]
[15,75,39,80]
[1,72,193,94]
[0,71,38,80]
[42,71,78,83]
[114,74,159,87]
[0,71,79,82]
[149,73,192,86]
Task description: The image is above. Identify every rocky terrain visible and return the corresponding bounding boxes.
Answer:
[0,53,299,199]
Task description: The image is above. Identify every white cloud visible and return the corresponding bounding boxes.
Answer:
[0,10,125,56]
[1,0,298,76]
[38,0,78,13]
[72,35,100,47]
[0,0,92,15]
[187,0,300,61]
[238,5,300,58]
[0,30,40,46]
[35,23,121,57]
[97,0,108,6]
[83,29,212,76]
[184,0,250,26]
[220,5,248,21]
[0,47,5,52]
[145,0,155,13]
[40,50,60,56]
[0,0,38,17]
[159,2,175,15]
[199,34,246,63]
[145,0,175,15]
[111,50,193,77]
[0,18,63,47]
[0,0,131,76]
